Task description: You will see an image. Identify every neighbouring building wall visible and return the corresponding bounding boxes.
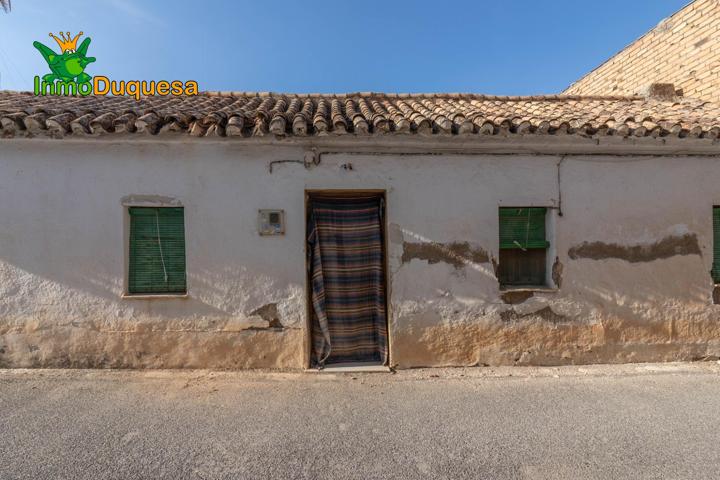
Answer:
[0,141,719,368]
[565,0,720,102]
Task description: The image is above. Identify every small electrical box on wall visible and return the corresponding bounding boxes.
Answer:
[258,209,285,236]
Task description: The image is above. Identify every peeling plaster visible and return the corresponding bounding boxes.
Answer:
[500,306,568,323]
[388,223,404,245]
[120,195,183,207]
[401,241,490,270]
[0,328,304,369]
[250,303,283,328]
[391,315,720,368]
[491,257,499,278]
[567,234,701,263]
[500,291,534,304]
[552,257,564,288]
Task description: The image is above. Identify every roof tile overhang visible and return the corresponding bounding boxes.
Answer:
[1,90,719,141]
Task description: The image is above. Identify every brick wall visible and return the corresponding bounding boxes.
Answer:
[564,0,720,102]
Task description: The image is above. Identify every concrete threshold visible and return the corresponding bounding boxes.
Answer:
[306,362,390,373]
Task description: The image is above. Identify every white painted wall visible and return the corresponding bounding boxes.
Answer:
[0,140,718,368]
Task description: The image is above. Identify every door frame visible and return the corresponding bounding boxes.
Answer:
[303,189,391,368]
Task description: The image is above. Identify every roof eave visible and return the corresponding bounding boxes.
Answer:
[2,132,719,157]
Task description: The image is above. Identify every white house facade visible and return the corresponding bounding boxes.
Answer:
[1,89,720,369]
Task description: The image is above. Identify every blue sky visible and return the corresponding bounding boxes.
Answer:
[0,0,689,94]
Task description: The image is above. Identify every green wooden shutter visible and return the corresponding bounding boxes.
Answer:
[499,207,549,249]
[713,207,720,283]
[128,207,186,294]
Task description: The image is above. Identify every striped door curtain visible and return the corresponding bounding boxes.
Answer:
[307,195,388,367]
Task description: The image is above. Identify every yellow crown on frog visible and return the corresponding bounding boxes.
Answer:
[49,31,83,53]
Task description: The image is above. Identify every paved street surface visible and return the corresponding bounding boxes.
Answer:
[1,363,720,479]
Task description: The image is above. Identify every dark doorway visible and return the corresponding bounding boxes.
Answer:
[306,192,389,367]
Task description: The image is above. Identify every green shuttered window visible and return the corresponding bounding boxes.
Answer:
[713,207,720,283]
[128,207,186,294]
[499,207,549,249]
[498,207,548,287]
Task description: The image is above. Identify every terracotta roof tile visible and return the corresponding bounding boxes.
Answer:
[2,90,720,140]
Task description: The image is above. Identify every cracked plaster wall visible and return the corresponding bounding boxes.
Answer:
[1,143,719,368]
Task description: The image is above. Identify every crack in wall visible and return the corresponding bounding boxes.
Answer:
[567,234,701,263]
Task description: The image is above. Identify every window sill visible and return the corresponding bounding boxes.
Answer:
[499,286,558,293]
[121,293,189,300]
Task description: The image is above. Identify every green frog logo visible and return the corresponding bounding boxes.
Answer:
[33,31,95,86]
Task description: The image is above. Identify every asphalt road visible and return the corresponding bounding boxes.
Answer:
[1,363,719,480]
